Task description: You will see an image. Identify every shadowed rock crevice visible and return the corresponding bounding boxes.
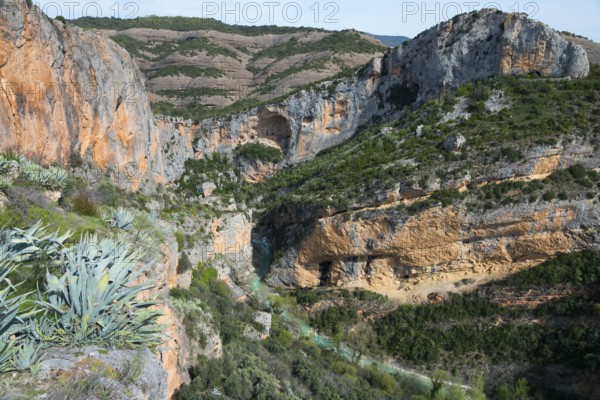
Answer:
[256,107,292,153]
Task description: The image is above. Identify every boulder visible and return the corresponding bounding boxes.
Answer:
[443,134,467,152]
[200,182,217,198]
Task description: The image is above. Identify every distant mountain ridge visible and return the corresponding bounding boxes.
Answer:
[369,34,411,47]
[72,16,387,121]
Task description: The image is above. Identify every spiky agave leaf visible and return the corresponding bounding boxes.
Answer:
[12,340,42,371]
[0,221,71,263]
[18,157,68,190]
[0,261,23,338]
[0,339,17,373]
[0,261,30,373]
[37,235,163,348]
[104,207,135,230]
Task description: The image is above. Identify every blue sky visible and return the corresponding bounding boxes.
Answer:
[36,0,600,41]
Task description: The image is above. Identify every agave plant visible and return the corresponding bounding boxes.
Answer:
[37,235,163,348]
[12,340,42,371]
[19,157,68,190]
[0,261,24,338]
[0,156,17,176]
[0,340,17,373]
[0,221,71,263]
[104,207,135,230]
[43,166,69,190]
[0,261,27,372]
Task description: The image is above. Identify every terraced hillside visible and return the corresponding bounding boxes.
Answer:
[72,16,387,120]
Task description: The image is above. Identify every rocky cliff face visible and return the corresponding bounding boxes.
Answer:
[0,0,192,190]
[267,200,600,297]
[195,9,590,174]
[3,346,169,399]
[386,9,589,102]
[265,139,600,299]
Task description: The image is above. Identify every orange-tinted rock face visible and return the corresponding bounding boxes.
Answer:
[0,1,192,191]
[268,200,597,293]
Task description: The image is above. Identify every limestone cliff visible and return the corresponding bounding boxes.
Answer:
[195,9,590,175]
[264,139,600,299]
[0,0,192,190]
[267,201,599,295]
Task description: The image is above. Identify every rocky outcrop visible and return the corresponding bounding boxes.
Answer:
[3,346,168,400]
[384,9,590,103]
[267,202,600,292]
[562,33,600,65]
[0,0,191,190]
[195,9,590,170]
[265,140,600,297]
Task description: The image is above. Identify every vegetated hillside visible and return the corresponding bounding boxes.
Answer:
[562,32,600,65]
[190,8,589,180]
[72,16,387,120]
[0,155,477,400]
[369,34,411,47]
[210,65,600,292]
[288,250,600,399]
[196,65,600,398]
[246,66,600,213]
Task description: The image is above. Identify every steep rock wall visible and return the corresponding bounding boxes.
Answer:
[0,0,191,190]
[267,202,600,292]
[264,142,600,298]
[195,9,589,171]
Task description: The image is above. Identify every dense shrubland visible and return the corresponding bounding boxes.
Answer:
[239,65,600,215]
[281,251,600,399]
[173,267,441,400]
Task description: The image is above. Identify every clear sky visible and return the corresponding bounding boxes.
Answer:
[36,0,600,42]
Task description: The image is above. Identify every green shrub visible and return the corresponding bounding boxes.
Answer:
[542,191,556,201]
[431,188,464,206]
[72,193,98,217]
[471,85,491,102]
[174,231,185,252]
[55,16,67,24]
[569,164,587,181]
[500,147,523,162]
[234,143,283,163]
[177,252,193,274]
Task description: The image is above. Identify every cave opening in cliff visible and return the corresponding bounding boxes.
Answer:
[319,261,333,287]
[257,108,292,153]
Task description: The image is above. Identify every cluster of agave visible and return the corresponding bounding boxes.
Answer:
[0,155,69,191]
[0,155,18,191]
[0,222,163,373]
[19,157,68,190]
[0,261,25,372]
[103,207,136,230]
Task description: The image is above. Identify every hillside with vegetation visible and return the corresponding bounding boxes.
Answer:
[369,34,411,47]
[1,2,600,399]
[168,64,600,400]
[71,16,387,121]
[216,65,600,214]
